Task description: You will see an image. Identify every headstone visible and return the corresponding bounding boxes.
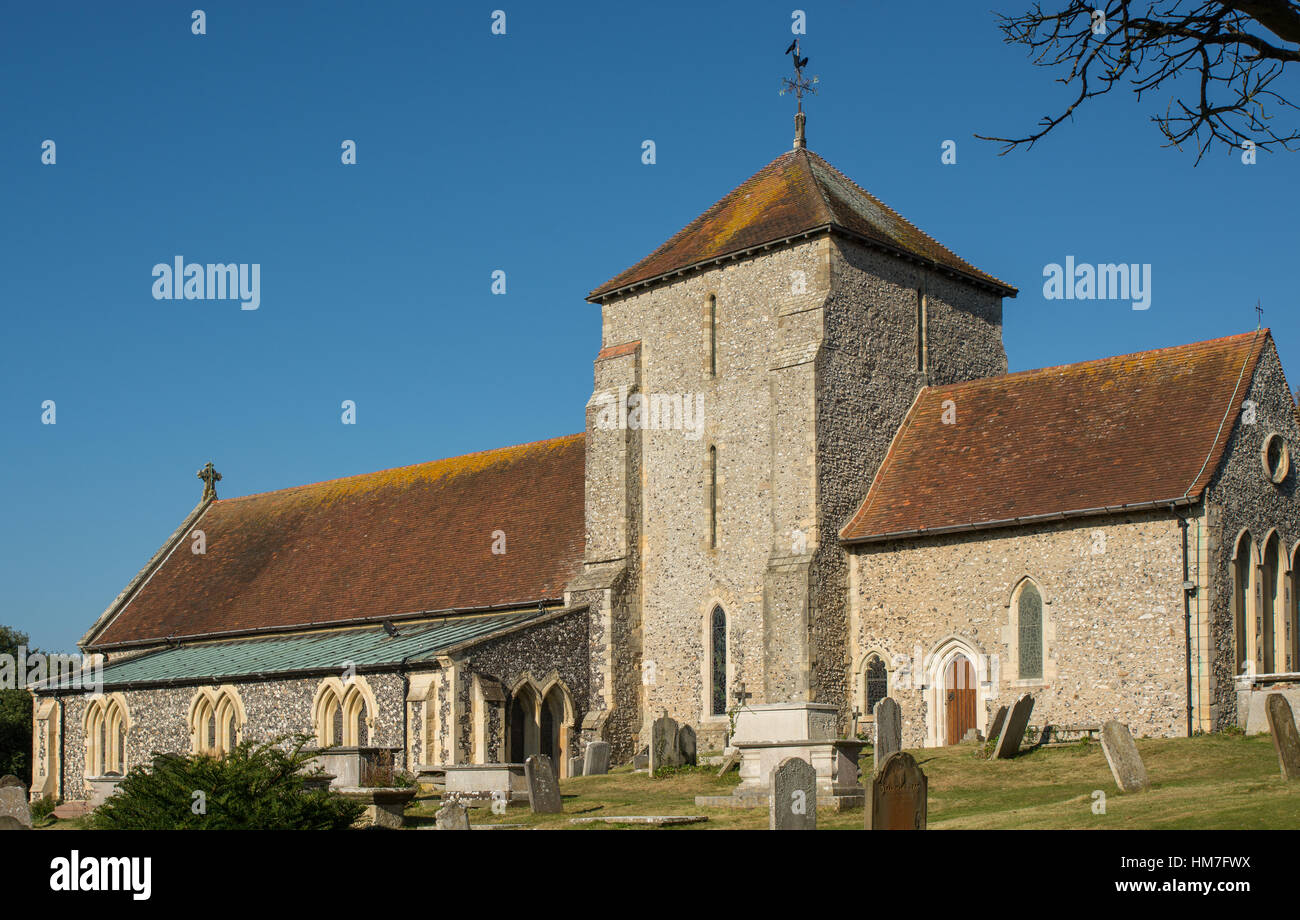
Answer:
[716,751,739,776]
[1099,720,1150,792]
[873,697,902,773]
[0,816,28,831]
[987,705,1009,742]
[569,756,583,778]
[583,740,611,776]
[649,713,680,772]
[632,746,649,770]
[1265,693,1300,780]
[0,775,23,788]
[677,725,697,766]
[435,800,471,830]
[868,752,927,830]
[524,754,563,813]
[0,784,32,830]
[768,756,817,830]
[992,694,1035,759]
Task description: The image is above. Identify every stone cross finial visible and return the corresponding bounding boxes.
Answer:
[197,461,222,501]
[733,682,753,706]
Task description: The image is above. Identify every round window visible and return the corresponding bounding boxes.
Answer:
[1262,432,1290,484]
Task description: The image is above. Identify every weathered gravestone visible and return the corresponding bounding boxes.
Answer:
[868,752,927,830]
[649,713,680,773]
[632,746,649,770]
[992,694,1035,759]
[1265,693,1300,780]
[435,799,471,830]
[769,756,817,830]
[0,783,32,830]
[569,756,583,778]
[583,740,611,776]
[677,725,697,766]
[0,775,23,788]
[0,816,28,831]
[873,697,902,774]
[524,754,563,813]
[1099,720,1150,792]
[987,705,1009,742]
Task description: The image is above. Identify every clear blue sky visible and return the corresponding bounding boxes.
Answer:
[3,1,1296,652]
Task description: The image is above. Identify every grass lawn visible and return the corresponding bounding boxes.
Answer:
[405,732,1300,830]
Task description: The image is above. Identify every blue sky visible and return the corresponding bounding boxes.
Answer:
[3,1,1296,651]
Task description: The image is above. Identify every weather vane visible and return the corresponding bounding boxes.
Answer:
[779,39,818,149]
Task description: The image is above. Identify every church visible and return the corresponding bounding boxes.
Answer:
[30,116,1300,804]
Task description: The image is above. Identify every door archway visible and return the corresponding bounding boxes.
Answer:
[945,654,977,745]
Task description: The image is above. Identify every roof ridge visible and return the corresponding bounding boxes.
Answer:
[795,148,838,226]
[804,150,1016,291]
[218,431,584,504]
[921,329,1268,398]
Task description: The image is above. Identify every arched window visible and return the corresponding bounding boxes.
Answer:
[312,677,376,747]
[1262,533,1282,673]
[710,606,727,716]
[1233,532,1253,673]
[865,654,889,716]
[708,446,718,548]
[190,687,244,757]
[1017,581,1043,680]
[85,695,130,778]
[708,295,718,376]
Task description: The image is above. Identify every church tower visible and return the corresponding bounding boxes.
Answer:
[570,122,1016,758]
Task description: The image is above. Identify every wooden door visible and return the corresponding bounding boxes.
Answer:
[945,656,976,745]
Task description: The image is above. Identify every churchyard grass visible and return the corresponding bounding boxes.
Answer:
[401,732,1300,830]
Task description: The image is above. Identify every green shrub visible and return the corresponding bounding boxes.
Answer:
[87,734,364,830]
[30,794,59,822]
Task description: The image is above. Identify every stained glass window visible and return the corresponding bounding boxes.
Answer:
[865,655,888,715]
[1018,581,1043,680]
[711,606,727,716]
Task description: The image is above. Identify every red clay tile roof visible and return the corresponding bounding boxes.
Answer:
[588,147,1015,300]
[88,434,586,648]
[596,341,641,361]
[840,331,1269,544]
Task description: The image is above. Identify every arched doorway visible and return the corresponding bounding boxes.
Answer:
[541,687,565,769]
[945,655,977,745]
[507,685,538,764]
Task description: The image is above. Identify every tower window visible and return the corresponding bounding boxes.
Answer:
[710,606,727,715]
[708,445,718,547]
[708,295,718,377]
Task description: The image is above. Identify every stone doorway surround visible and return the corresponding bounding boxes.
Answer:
[925,636,992,748]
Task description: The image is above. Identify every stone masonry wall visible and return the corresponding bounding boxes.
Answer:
[1204,336,1300,726]
[850,511,1191,748]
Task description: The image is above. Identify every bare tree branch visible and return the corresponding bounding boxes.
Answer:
[977,0,1300,161]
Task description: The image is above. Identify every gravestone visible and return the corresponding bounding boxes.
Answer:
[524,754,563,813]
[716,751,740,776]
[649,713,680,772]
[569,756,583,778]
[435,799,471,830]
[992,694,1035,759]
[0,784,32,830]
[0,816,28,831]
[987,705,1009,742]
[868,752,927,830]
[1265,693,1300,780]
[769,756,817,830]
[0,775,23,788]
[873,697,902,773]
[632,746,649,770]
[1099,720,1150,792]
[677,725,697,766]
[583,740,611,776]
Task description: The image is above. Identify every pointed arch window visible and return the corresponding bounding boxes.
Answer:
[85,695,130,777]
[189,687,244,757]
[1262,533,1282,673]
[1017,581,1043,680]
[710,606,727,716]
[708,295,718,377]
[1234,532,1253,673]
[865,654,888,716]
[708,445,718,548]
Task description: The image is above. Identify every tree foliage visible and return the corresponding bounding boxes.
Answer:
[88,735,365,830]
[0,625,35,779]
[980,1,1300,161]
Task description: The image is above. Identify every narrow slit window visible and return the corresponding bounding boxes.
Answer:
[709,445,718,547]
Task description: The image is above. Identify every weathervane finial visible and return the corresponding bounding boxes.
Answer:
[1256,298,1264,330]
[779,39,818,150]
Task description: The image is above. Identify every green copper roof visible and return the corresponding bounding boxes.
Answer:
[74,609,550,689]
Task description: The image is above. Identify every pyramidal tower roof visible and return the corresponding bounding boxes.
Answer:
[588,147,1016,301]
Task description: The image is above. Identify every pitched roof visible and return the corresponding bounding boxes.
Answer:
[587,147,1016,301]
[62,609,574,690]
[86,434,586,649]
[840,331,1269,544]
